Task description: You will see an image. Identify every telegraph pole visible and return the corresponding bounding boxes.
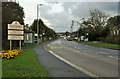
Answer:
[70,20,74,33]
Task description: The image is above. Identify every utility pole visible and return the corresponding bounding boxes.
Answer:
[77,22,79,38]
[70,20,74,33]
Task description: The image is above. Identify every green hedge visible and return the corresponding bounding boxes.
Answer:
[99,34,120,44]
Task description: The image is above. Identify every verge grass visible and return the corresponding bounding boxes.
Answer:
[82,41,120,48]
[2,43,48,77]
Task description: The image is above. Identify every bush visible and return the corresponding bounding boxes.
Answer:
[99,34,120,44]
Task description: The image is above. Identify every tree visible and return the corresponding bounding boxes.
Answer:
[107,15,120,31]
[77,9,108,41]
[31,19,56,39]
[89,9,108,30]
[2,2,25,49]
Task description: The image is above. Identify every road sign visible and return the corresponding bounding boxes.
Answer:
[8,24,24,30]
[8,30,24,35]
[8,21,24,30]
[8,21,24,40]
[8,21,24,50]
[8,36,24,40]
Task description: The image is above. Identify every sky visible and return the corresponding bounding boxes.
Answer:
[15,0,119,33]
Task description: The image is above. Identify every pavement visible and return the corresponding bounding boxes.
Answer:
[33,41,90,77]
[46,39,118,77]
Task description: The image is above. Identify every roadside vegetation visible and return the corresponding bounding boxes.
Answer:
[2,2,56,78]
[82,41,120,48]
[2,44,48,77]
[69,9,120,45]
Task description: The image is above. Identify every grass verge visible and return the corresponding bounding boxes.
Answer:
[2,44,48,77]
[81,41,120,48]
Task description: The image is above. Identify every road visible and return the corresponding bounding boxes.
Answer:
[47,38,118,77]
[34,41,90,77]
[62,39,119,59]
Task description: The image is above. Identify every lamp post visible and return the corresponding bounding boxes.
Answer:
[37,4,43,44]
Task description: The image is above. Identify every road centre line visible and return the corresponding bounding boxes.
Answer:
[108,56,118,60]
[99,52,109,55]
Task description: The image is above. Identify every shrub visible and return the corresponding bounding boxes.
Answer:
[99,34,120,44]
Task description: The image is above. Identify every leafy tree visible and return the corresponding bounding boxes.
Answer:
[31,19,56,39]
[78,9,108,41]
[106,15,120,31]
[2,2,25,49]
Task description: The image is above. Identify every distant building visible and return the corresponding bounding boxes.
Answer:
[113,26,120,35]
[113,26,120,34]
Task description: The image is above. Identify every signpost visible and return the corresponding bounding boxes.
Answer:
[8,21,24,50]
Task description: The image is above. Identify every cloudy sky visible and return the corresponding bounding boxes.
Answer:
[17,0,119,33]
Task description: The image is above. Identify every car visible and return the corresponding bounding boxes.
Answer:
[74,37,78,40]
[67,36,72,41]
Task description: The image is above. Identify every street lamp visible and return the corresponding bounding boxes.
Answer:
[37,4,43,44]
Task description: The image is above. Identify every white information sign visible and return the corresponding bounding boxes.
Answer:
[8,30,24,35]
[8,25,24,30]
[8,21,24,40]
[8,36,24,40]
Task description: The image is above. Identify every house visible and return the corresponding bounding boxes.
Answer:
[113,26,120,35]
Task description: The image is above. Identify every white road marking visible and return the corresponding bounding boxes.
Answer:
[115,58,118,59]
[75,47,77,48]
[45,47,99,77]
[108,56,118,60]
[99,52,109,55]
[109,56,113,57]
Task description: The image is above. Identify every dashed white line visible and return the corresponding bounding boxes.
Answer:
[109,56,113,58]
[108,56,118,59]
[99,52,109,55]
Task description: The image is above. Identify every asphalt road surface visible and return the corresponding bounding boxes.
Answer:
[62,39,119,59]
[47,38,118,77]
[34,41,90,77]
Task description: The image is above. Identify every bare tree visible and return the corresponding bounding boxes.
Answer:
[89,9,108,30]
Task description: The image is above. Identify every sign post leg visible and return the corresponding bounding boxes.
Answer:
[19,40,21,51]
[10,40,12,50]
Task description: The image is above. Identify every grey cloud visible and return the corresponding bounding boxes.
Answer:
[40,2,118,32]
